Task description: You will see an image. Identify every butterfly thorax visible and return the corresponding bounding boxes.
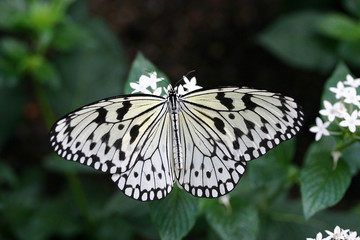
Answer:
[167,89,183,170]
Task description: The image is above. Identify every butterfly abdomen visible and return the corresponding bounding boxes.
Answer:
[168,91,183,170]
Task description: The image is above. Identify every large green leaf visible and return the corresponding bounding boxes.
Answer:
[342,141,360,175]
[124,52,169,95]
[258,11,336,72]
[206,198,259,240]
[259,198,360,240]
[149,186,198,240]
[248,139,296,200]
[50,18,127,116]
[317,13,360,42]
[300,139,351,219]
[0,0,27,29]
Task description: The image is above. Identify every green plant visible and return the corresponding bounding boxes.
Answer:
[258,1,360,73]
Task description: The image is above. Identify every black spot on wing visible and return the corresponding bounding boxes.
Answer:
[89,142,96,150]
[242,94,257,111]
[117,101,132,121]
[113,138,126,160]
[213,117,226,135]
[101,132,110,143]
[232,140,240,150]
[130,125,140,144]
[216,92,234,110]
[113,138,122,149]
[244,119,255,130]
[94,108,107,124]
[234,127,244,138]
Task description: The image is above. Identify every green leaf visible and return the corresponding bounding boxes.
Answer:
[317,13,360,41]
[103,193,158,240]
[0,0,27,29]
[24,0,74,32]
[300,139,351,219]
[30,58,60,89]
[259,198,360,240]
[338,41,360,68]
[258,11,336,72]
[51,23,89,51]
[248,139,296,199]
[49,18,127,115]
[206,198,259,240]
[341,141,360,175]
[0,38,29,81]
[149,186,198,240]
[0,38,29,61]
[344,0,360,18]
[124,52,169,95]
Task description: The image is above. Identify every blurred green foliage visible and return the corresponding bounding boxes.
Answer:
[1,0,360,239]
[259,1,360,73]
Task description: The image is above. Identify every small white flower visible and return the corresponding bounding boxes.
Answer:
[343,87,360,106]
[131,72,165,95]
[339,110,360,133]
[344,74,360,88]
[310,117,331,141]
[330,82,353,99]
[182,76,202,93]
[130,78,152,94]
[177,84,187,95]
[152,87,163,96]
[319,101,344,122]
[307,232,323,240]
[324,226,347,240]
[334,102,348,119]
[163,84,172,96]
[139,72,164,90]
[347,231,359,240]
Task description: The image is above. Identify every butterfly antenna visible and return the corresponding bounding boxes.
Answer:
[174,70,196,87]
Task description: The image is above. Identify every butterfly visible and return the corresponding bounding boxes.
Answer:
[49,73,303,201]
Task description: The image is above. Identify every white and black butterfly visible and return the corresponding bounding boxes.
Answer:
[50,82,303,201]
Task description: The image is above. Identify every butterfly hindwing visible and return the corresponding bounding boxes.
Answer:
[111,111,174,201]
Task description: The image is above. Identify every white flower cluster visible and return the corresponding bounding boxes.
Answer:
[307,226,360,240]
[130,71,202,96]
[310,74,360,141]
